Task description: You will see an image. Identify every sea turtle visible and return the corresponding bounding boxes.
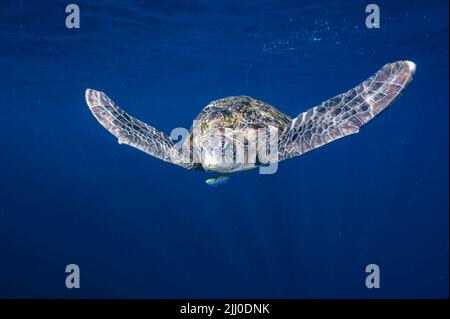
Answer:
[85,60,416,182]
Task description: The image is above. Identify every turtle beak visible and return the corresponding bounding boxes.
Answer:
[203,163,213,171]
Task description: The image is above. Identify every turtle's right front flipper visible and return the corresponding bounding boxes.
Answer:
[85,89,194,170]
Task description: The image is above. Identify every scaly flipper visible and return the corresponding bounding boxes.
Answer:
[278,61,416,160]
[85,89,195,169]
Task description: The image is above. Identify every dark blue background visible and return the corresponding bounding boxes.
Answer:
[0,0,448,298]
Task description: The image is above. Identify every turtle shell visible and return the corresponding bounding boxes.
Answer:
[192,96,292,133]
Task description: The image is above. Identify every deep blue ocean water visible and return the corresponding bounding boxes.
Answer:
[0,0,448,298]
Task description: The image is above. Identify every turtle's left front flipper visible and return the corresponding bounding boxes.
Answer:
[85,89,194,169]
[278,60,416,161]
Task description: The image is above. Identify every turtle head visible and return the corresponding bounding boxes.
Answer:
[197,128,257,173]
[201,143,251,173]
[199,130,234,172]
[201,144,231,172]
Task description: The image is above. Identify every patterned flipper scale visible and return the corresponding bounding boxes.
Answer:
[278,61,416,160]
[85,89,193,169]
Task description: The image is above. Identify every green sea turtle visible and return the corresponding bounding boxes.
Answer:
[85,60,416,181]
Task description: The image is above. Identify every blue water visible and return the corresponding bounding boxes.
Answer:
[0,0,448,298]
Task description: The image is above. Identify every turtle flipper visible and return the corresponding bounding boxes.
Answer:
[85,89,194,169]
[278,60,416,161]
